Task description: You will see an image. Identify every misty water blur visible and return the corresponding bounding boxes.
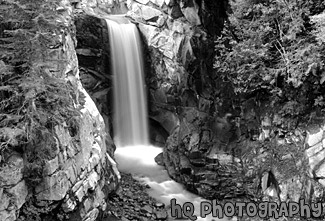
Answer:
[106,17,149,147]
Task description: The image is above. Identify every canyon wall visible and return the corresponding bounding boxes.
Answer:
[0,1,120,220]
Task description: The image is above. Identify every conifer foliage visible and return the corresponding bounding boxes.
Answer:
[215,0,325,118]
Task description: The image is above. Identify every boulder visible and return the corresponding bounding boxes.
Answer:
[179,0,201,25]
[128,3,166,27]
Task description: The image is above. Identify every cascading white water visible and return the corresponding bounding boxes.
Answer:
[114,146,235,221]
[107,16,234,221]
[106,17,149,146]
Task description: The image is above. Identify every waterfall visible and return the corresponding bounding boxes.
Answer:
[106,16,232,221]
[106,17,149,147]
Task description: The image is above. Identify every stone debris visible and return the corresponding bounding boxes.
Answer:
[102,173,168,221]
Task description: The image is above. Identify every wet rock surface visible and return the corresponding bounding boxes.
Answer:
[101,173,169,221]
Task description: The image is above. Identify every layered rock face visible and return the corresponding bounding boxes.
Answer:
[0,1,119,220]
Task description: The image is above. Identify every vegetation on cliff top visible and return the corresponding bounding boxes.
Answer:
[0,0,80,187]
[215,0,325,122]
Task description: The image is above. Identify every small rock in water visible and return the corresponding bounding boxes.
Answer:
[154,202,165,209]
[154,152,164,166]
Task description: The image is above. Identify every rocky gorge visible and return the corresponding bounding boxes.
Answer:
[77,0,325,205]
[1,0,325,220]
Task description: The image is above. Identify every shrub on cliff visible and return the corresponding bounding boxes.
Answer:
[214,0,325,120]
[0,0,80,187]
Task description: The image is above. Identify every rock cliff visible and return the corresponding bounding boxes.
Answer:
[0,1,119,220]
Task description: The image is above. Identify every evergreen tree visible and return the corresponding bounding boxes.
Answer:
[215,0,325,118]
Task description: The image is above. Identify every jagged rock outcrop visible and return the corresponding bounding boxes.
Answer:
[0,1,120,220]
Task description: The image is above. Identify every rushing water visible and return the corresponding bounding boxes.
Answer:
[106,17,149,146]
[107,16,233,221]
[115,146,234,221]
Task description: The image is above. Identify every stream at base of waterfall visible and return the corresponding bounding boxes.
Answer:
[115,145,235,221]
